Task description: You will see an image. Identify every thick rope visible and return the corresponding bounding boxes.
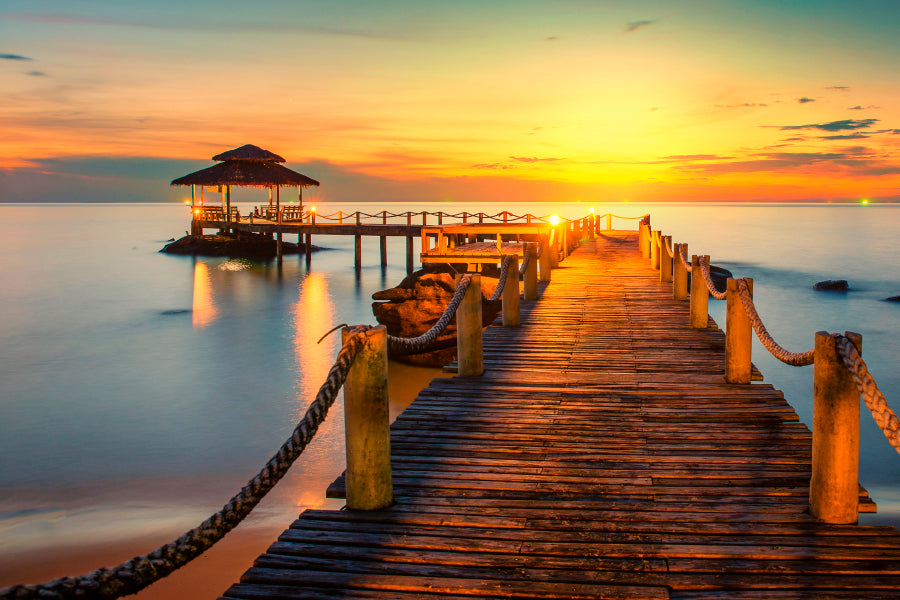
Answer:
[519,247,531,276]
[489,255,514,301]
[735,279,815,367]
[699,256,727,300]
[678,244,692,273]
[836,337,900,455]
[0,328,370,600]
[387,275,473,355]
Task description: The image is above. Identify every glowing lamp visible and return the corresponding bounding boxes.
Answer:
[193,208,200,215]
[550,214,560,226]
[589,207,595,213]
[311,206,317,212]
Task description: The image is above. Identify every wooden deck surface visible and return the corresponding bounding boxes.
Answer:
[222,231,900,600]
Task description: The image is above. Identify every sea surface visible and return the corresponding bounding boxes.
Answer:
[1,201,899,596]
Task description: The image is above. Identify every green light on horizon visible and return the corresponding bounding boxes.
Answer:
[861,198,870,205]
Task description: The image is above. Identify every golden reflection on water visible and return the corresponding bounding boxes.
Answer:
[191,261,218,329]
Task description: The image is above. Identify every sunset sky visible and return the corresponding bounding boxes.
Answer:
[2,0,899,203]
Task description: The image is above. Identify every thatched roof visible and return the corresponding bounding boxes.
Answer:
[171,160,320,188]
[212,144,285,163]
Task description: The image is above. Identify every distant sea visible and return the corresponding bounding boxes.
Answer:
[2,201,899,598]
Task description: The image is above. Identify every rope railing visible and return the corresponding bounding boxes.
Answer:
[678,244,692,273]
[0,327,372,600]
[837,337,900,455]
[698,256,727,300]
[735,278,815,367]
[386,275,473,355]
[489,255,514,302]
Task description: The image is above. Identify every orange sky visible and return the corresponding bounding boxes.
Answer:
[2,1,899,202]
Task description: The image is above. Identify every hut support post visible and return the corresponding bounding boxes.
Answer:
[456,274,484,377]
[342,325,392,510]
[524,243,538,300]
[380,236,387,267]
[355,234,362,271]
[725,278,753,384]
[276,229,283,262]
[810,331,862,524]
[406,236,414,275]
[673,243,688,300]
[690,255,709,328]
[502,256,520,327]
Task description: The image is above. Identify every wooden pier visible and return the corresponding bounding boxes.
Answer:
[222,231,900,599]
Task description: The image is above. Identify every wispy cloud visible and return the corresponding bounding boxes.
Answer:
[25,70,47,76]
[826,86,850,91]
[659,154,730,162]
[510,156,560,163]
[798,97,816,104]
[623,20,656,33]
[820,132,869,140]
[716,103,768,109]
[544,36,559,42]
[472,163,512,170]
[779,118,879,132]
[1,53,32,60]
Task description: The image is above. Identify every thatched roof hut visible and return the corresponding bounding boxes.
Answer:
[171,144,319,218]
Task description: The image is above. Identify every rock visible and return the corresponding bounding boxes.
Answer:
[686,265,732,294]
[813,279,849,291]
[160,232,319,258]
[883,296,900,302]
[372,265,502,367]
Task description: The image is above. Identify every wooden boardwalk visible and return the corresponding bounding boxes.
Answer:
[222,231,900,599]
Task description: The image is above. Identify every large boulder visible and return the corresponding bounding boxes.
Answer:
[687,265,733,294]
[814,279,849,291]
[161,232,318,258]
[373,265,501,367]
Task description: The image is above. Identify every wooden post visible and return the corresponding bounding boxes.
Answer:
[673,243,688,300]
[650,231,660,269]
[305,233,312,259]
[660,235,673,283]
[524,243,538,300]
[354,234,362,271]
[502,256,520,327]
[641,225,651,259]
[606,213,612,231]
[810,331,862,524]
[406,235,414,274]
[539,236,552,282]
[725,278,753,384]
[380,236,387,267]
[276,229,283,262]
[341,325,392,510]
[549,229,560,268]
[690,255,708,328]
[456,274,484,376]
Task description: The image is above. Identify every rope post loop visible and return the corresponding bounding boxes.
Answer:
[810,331,862,524]
[725,278,753,384]
[456,273,484,376]
[673,242,688,300]
[524,243,539,300]
[539,235,552,282]
[502,255,520,326]
[660,235,673,283]
[650,231,660,270]
[690,255,709,328]
[342,325,392,511]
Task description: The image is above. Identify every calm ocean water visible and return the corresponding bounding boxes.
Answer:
[1,201,899,594]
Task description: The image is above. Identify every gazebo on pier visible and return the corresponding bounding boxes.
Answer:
[171,144,320,233]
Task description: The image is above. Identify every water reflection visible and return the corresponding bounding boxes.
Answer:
[191,261,218,329]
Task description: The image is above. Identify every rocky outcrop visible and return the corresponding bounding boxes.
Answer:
[687,265,733,294]
[883,296,900,302]
[372,265,501,367]
[160,232,318,258]
[814,279,850,291]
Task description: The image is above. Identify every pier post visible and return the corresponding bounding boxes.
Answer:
[810,331,862,524]
[456,274,484,376]
[502,256,520,327]
[305,233,312,260]
[660,235,673,283]
[673,243,688,300]
[354,234,362,271]
[690,255,708,328]
[725,278,753,384]
[641,225,651,259]
[406,235,414,274]
[341,325,392,510]
[549,230,560,269]
[650,231,660,269]
[524,243,538,300]
[607,213,612,231]
[276,229,283,262]
[539,237,552,283]
[380,236,387,267]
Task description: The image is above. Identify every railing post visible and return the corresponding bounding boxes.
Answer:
[810,331,862,524]
[673,243,688,300]
[606,213,611,231]
[549,230,560,269]
[690,255,708,328]
[456,274,484,376]
[650,231,660,269]
[660,235,673,282]
[539,236,552,282]
[725,278,753,384]
[342,325,392,510]
[641,225,651,259]
[502,256,520,326]
[524,243,538,300]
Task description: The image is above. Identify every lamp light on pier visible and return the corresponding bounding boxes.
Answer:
[549,214,560,226]
[589,207,595,214]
